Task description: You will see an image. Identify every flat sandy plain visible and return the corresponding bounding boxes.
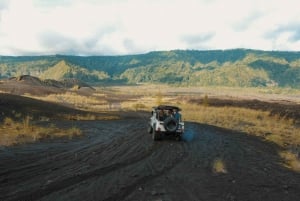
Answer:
[0,81,300,201]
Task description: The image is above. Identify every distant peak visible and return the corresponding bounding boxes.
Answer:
[55,60,69,66]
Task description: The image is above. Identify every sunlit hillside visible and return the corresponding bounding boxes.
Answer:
[1,49,300,87]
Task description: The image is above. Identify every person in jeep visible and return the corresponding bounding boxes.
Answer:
[158,109,165,121]
[148,105,184,141]
[173,108,181,122]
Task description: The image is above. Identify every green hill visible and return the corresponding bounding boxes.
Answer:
[1,49,300,88]
[40,60,109,82]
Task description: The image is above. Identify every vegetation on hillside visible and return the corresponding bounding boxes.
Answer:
[40,60,109,82]
[0,56,59,78]
[1,49,300,87]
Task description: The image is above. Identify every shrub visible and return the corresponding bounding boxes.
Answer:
[203,94,209,106]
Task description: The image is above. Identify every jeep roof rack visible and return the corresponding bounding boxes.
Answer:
[153,105,181,111]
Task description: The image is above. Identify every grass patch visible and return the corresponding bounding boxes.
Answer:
[25,91,108,111]
[180,103,299,147]
[0,116,82,146]
[65,113,119,121]
[212,158,227,174]
[279,151,300,172]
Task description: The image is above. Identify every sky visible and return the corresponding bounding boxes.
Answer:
[0,0,300,56]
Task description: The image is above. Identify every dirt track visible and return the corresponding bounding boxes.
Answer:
[1,113,300,201]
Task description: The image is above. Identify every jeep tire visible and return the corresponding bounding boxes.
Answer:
[164,117,178,132]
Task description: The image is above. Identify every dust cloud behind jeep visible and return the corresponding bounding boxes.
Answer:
[148,105,184,141]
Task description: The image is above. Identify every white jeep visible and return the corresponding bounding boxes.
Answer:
[148,105,184,141]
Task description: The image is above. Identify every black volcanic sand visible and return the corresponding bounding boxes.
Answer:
[1,112,300,201]
[1,91,300,201]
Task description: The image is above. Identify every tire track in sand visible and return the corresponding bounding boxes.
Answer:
[5,119,186,201]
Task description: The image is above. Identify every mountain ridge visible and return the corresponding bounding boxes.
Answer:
[1,49,300,88]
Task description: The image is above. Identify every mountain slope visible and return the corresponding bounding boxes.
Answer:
[119,52,300,87]
[40,60,109,82]
[1,49,300,87]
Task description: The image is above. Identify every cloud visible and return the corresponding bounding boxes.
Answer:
[123,39,142,54]
[38,30,116,55]
[0,0,9,22]
[289,30,300,42]
[181,33,215,49]
[37,25,133,55]
[266,23,300,42]
[83,27,117,50]
[38,31,79,54]
[1,0,300,55]
[234,12,264,32]
[0,0,9,10]
[33,0,73,8]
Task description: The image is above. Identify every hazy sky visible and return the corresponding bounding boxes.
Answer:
[0,0,299,55]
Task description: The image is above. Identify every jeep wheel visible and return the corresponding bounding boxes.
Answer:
[164,117,178,132]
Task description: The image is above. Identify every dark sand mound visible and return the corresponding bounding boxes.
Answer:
[0,93,88,121]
